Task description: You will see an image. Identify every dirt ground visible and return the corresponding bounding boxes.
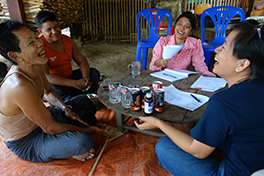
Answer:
[0,40,153,79]
[74,40,153,78]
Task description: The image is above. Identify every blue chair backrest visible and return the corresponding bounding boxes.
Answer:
[201,6,245,44]
[136,8,172,42]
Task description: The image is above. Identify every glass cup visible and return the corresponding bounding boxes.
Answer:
[108,82,121,104]
[121,86,132,108]
[128,61,141,77]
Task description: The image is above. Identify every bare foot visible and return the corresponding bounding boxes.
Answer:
[89,126,108,134]
[72,148,95,161]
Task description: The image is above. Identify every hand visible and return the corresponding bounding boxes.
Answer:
[82,77,93,92]
[134,116,160,130]
[156,58,170,67]
[74,79,90,91]
[256,2,264,10]
[64,107,90,127]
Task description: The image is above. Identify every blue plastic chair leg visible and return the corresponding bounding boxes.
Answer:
[204,51,213,70]
[142,48,148,70]
[136,46,142,63]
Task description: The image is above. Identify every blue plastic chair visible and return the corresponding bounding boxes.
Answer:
[136,8,172,70]
[201,6,245,69]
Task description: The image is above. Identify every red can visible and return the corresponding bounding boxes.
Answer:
[152,81,163,97]
[152,81,163,93]
[140,86,151,110]
[154,88,165,112]
[130,88,141,111]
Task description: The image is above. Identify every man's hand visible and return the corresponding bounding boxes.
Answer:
[73,78,91,91]
[256,1,264,10]
[82,77,92,92]
[64,107,90,127]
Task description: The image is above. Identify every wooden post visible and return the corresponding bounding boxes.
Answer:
[246,0,255,17]
[6,0,27,24]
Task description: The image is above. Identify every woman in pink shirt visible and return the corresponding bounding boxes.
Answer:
[150,12,215,77]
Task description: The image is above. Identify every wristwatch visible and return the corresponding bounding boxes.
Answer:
[62,105,72,112]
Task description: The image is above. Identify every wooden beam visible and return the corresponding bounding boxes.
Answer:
[6,0,27,24]
[246,0,255,17]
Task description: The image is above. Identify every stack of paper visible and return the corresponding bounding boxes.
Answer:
[163,85,209,111]
[150,69,198,82]
[162,44,184,59]
[191,75,227,92]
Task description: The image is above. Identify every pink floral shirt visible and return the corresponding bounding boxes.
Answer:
[149,35,216,77]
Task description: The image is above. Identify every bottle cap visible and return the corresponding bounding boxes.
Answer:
[146,92,152,98]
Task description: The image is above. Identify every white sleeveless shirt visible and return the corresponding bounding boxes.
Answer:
[0,67,38,141]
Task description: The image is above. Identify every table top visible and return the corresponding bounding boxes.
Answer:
[98,70,223,124]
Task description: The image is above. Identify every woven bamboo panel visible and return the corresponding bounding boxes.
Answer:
[24,0,43,31]
[81,0,150,43]
[0,0,252,43]
[184,0,250,13]
[0,0,43,30]
[0,0,10,22]
[156,0,182,25]
[41,0,84,29]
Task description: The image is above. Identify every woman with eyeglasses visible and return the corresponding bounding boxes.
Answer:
[135,20,264,175]
[149,11,215,77]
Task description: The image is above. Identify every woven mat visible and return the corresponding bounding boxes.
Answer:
[89,124,127,176]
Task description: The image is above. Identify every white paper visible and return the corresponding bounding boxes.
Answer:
[163,85,210,111]
[150,69,198,82]
[191,75,227,92]
[162,44,184,59]
[165,68,198,75]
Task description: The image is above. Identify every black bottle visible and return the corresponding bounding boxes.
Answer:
[144,92,153,116]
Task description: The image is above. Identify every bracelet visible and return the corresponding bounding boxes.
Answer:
[62,105,72,112]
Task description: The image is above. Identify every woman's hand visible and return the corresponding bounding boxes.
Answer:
[64,107,90,127]
[155,58,170,67]
[134,116,161,130]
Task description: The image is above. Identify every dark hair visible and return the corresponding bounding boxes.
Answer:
[175,11,196,30]
[35,11,57,29]
[0,20,27,65]
[231,20,264,80]
[0,62,7,82]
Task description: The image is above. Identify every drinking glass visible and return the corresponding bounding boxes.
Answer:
[108,82,121,104]
[128,61,141,77]
[121,86,132,108]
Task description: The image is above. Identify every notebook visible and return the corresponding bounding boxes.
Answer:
[150,69,198,82]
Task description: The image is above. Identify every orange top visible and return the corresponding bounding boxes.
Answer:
[40,34,73,78]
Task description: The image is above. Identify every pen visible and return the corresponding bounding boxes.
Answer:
[179,87,202,90]
[190,94,201,103]
[163,73,177,78]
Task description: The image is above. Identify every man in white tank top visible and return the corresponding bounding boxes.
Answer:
[0,21,107,162]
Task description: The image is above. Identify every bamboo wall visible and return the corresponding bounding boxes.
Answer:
[81,0,150,43]
[0,0,253,43]
[0,0,9,22]
[0,0,43,30]
[184,0,251,13]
